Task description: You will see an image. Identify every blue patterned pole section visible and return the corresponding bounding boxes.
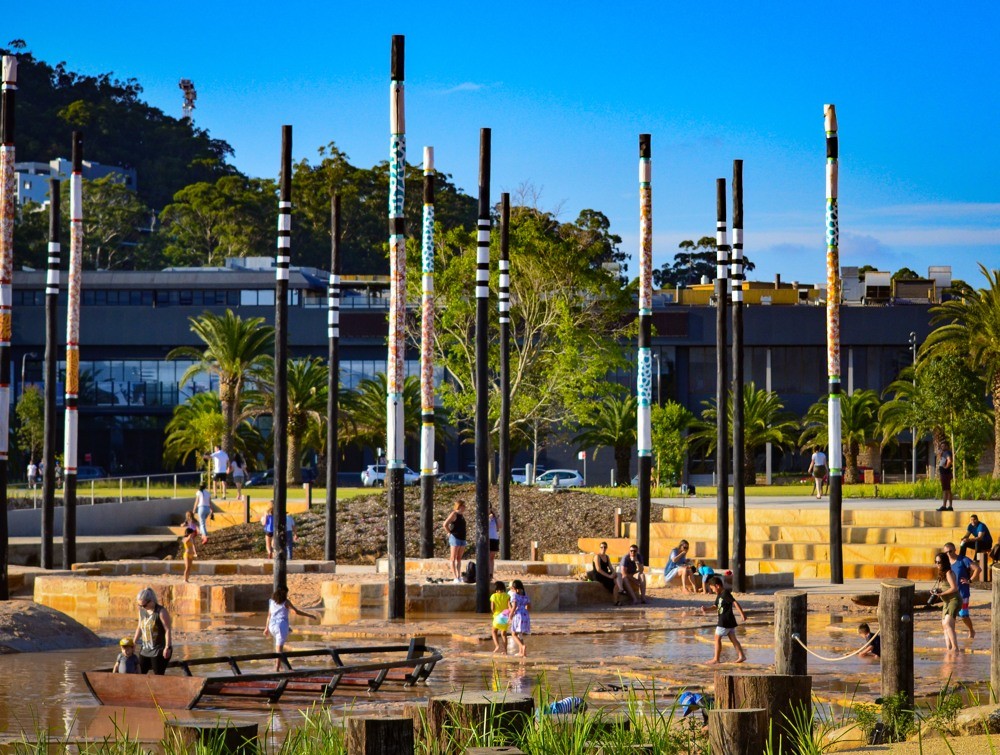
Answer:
[474,128,491,614]
[715,178,729,569]
[730,161,745,592]
[325,193,341,562]
[825,104,844,584]
[419,146,436,559]
[386,35,406,619]
[0,55,16,598]
[636,134,652,561]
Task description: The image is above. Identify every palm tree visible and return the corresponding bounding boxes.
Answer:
[573,394,637,486]
[689,382,799,485]
[167,309,275,460]
[924,264,1000,477]
[342,374,446,460]
[799,390,882,484]
[163,391,263,474]
[243,357,329,484]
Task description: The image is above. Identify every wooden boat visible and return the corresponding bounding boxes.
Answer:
[850,591,934,608]
[84,637,442,709]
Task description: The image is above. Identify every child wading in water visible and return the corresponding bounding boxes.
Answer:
[490,581,511,654]
[509,579,531,658]
[113,637,140,673]
[264,587,318,670]
[701,575,747,664]
[182,511,198,583]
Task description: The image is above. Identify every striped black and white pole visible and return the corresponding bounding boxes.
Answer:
[715,178,730,569]
[825,104,844,584]
[60,132,84,571]
[474,127,491,614]
[498,192,512,560]
[730,161,746,591]
[325,193,341,562]
[636,134,652,561]
[273,125,291,593]
[44,180,61,569]
[0,55,16,598]
[386,35,407,619]
[419,146,436,559]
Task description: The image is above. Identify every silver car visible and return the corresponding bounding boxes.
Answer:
[361,464,420,487]
[534,469,584,488]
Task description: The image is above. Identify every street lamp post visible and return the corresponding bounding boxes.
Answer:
[909,332,917,481]
[20,352,38,398]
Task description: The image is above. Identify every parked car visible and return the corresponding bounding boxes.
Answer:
[534,469,584,488]
[438,472,475,485]
[511,465,546,485]
[360,464,420,487]
[247,468,318,487]
[75,465,108,481]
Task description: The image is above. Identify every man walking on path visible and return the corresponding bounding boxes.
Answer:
[205,445,230,500]
[943,542,980,639]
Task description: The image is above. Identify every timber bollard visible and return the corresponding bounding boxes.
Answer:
[530,541,539,561]
[774,590,808,675]
[426,692,533,754]
[715,672,811,750]
[614,507,622,538]
[708,708,767,755]
[304,482,312,509]
[244,495,251,525]
[163,720,258,754]
[878,578,914,706]
[992,565,1000,700]
[346,715,414,755]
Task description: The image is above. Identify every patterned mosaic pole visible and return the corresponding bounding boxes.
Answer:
[498,192,512,560]
[44,180,61,569]
[61,132,84,571]
[825,104,844,584]
[419,146,436,559]
[474,128,492,614]
[730,161,746,592]
[636,134,653,560]
[715,178,730,569]
[273,125,291,593]
[0,55,16,598]
[325,193,341,562]
[386,35,407,619]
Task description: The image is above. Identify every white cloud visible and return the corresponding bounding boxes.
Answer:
[438,82,487,95]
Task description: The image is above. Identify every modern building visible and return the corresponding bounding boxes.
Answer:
[10,261,940,481]
[13,159,138,206]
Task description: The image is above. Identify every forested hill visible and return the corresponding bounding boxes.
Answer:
[3,43,235,210]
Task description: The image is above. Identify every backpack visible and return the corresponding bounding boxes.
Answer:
[462,561,477,584]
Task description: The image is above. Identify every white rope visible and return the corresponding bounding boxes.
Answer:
[790,630,880,662]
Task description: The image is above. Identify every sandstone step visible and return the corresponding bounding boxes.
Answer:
[644,523,968,548]
[660,506,966,529]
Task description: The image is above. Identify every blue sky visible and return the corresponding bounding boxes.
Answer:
[9,1,999,286]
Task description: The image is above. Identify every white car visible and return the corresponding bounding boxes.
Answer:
[360,464,420,487]
[534,469,584,488]
[511,465,546,485]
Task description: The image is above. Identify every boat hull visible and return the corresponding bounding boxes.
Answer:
[84,671,207,709]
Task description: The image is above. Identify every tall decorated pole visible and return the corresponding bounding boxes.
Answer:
[825,104,844,584]
[273,125,291,593]
[386,35,407,619]
[0,55,15,598]
[325,193,341,561]
[474,128,492,614]
[636,135,653,560]
[419,146,436,559]
[44,180,61,570]
[498,192,512,560]
[715,178,730,569]
[730,161,746,591]
[61,132,84,571]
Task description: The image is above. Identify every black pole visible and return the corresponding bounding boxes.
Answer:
[386,35,407,619]
[0,55,14,598]
[498,193,512,561]
[636,134,652,561]
[325,193,340,562]
[474,128,492,614]
[419,149,435,559]
[715,178,730,569]
[731,161,746,592]
[45,180,60,569]
[273,125,291,593]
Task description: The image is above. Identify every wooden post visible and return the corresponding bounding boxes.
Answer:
[636,134,653,563]
[730,160,746,591]
[474,128,492,614]
[614,508,622,538]
[425,692,533,754]
[708,708,767,755]
[326,193,341,561]
[715,672,811,750]
[991,565,1000,700]
[715,178,730,569]
[244,495,251,525]
[164,720,258,754]
[346,716,414,755]
[497,192,512,561]
[878,578,914,706]
[530,541,539,561]
[774,590,807,676]
[272,125,291,593]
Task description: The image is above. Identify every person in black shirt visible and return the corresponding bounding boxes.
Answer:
[701,576,746,664]
[442,500,468,583]
[858,622,881,659]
